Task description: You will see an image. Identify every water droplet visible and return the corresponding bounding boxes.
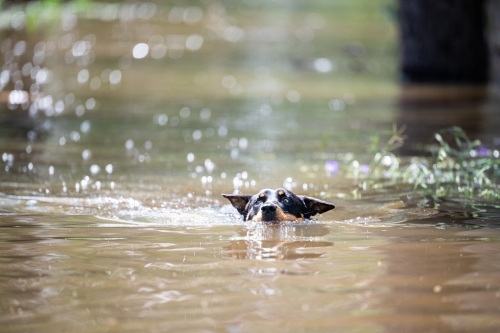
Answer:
[218,126,228,137]
[109,70,122,85]
[105,164,113,174]
[54,100,64,114]
[70,131,80,141]
[13,40,26,56]
[180,107,190,118]
[80,120,91,133]
[239,138,248,150]
[155,113,168,126]
[80,176,89,190]
[204,159,214,173]
[200,108,211,121]
[313,58,333,73]
[85,98,96,110]
[90,164,100,175]
[77,69,89,84]
[125,139,134,150]
[132,43,149,59]
[72,40,91,57]
[82,149,91,160]
[192,130,202,141]
[11,11,26,30]
[8,90,29,104]
[186,34,203,51]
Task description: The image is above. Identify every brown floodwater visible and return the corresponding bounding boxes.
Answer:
[1,1,500,332]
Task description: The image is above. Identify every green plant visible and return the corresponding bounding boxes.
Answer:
[365,126,500,201]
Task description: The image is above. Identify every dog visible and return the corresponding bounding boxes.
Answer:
[222,188,335,222]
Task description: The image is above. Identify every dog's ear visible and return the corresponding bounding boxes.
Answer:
[300,196,335,217]
[222,194,252,216]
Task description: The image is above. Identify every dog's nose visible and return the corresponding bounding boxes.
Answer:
[261,204,276,214]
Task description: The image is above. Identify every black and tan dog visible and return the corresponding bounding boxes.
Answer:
[222,188,335,222]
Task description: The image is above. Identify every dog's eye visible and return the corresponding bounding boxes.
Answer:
[283,197,290,203]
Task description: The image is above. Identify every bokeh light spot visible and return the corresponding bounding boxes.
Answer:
[132,43,149,59]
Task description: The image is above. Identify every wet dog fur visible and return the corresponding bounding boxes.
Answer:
[222,188,335,223]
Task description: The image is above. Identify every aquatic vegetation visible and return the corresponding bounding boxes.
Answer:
[326,126,500,201]
[364,126,500,200]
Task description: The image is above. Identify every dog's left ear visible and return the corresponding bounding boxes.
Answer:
[222,194,252,216]
[300,196,335,217]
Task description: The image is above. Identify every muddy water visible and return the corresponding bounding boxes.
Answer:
[1,214,500,333]
[1,1,500,332]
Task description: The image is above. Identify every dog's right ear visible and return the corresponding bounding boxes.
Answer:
[222,194,252,216]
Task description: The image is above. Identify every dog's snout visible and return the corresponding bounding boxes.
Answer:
[261,204,276,214]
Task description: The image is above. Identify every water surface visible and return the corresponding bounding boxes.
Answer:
[1,1,500,332]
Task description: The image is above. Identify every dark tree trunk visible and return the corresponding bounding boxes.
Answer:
[487,0,500,85]
[398,0,488,84]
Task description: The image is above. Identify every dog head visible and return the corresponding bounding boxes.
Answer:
[222,188,335,222]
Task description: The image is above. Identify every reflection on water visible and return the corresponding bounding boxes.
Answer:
[1,214,499,333]
[1,1,500,333]
[225,223,332,260]
[396,85,490,155]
